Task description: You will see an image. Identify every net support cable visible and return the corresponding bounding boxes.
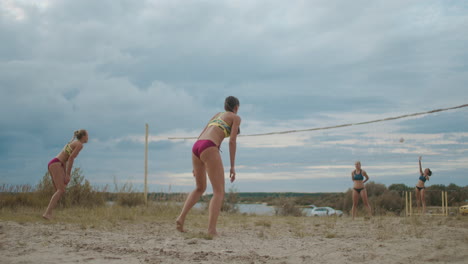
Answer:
[168,103,468,140]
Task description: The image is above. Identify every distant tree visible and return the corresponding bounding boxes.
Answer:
[426,184,447,206]
[341,189,353,212]
[447,183,461,191]
[446,183,463,204]
[365,181,387,197]
[375,190,404,214]
[388,183,411,194]
[428,184,446,191]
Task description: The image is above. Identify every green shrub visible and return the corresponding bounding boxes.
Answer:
[113,181,145,207]
[0,183,48,208]
[221,187,239,213]
[1,168,105,209]
[63,168,106,207]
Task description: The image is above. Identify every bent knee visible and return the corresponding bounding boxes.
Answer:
[195,185,206,193]
[212,190,225,197]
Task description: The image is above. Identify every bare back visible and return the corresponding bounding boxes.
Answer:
[198,112,238,146]
[55,140,82,164]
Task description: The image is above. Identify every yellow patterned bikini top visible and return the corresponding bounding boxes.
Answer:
[207,112,232,138]
[63,143,73,155]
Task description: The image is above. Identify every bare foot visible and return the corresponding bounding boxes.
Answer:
[176,219,185,232]
[42,214,51,220]
[207,230,219,237]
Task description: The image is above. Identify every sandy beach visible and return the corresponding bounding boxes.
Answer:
[1,212,467,264]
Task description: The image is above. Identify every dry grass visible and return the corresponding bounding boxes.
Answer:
[0,201,186,230]
[254,219,272,228]
[1,189,467,239]
[183,231,215,240]
[2,200,468,264]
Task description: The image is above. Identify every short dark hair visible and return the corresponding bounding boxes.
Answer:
[427,168,432,176]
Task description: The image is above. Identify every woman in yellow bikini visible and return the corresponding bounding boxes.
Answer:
[176,96,241,236]
[42,129,88,220]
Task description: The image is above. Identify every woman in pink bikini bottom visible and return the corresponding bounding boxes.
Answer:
[176,96,241,237]
[192,140,218,158]
[42,130,88,220]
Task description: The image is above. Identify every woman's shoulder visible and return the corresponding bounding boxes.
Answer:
[70,140,83,148]
[227,111,241,119]
[223,111,240,121]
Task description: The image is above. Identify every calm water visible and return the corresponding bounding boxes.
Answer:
[195,203,316,216]
[194,202,275,215]
[107,201,315,216]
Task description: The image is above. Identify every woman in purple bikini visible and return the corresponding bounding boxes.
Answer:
[176,96,241,236]
[42,129,88,220]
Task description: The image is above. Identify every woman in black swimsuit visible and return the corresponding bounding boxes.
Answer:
[415,156,432,214]
[351,161,372,220]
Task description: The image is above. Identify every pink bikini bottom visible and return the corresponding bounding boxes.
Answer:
[192,140,218,158]
[48,157,64,169]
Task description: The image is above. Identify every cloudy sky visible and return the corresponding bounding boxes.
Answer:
[1,0,467,193]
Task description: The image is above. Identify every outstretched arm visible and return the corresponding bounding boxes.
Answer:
[418,156,423,175]
[228,115,241,183]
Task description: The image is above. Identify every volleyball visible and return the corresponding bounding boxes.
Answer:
[399,137,405,143]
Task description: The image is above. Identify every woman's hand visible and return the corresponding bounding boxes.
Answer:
[419,156,422,161]
[230,167,236,183]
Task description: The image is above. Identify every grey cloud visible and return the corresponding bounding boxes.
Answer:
[1,0,467,190]
[398,111,468,134]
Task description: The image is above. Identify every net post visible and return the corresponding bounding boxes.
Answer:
[409,192,413,216]
[144,124,149,206]
[441,191,445,216]
[405,191,408,217]
[445,191,448,216]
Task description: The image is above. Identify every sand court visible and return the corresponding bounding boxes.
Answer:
[1,212,467,264]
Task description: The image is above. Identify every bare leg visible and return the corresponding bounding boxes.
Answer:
[421,189,426,215]
[202,148,225,236]
[360,189,372,217]
[415,188,421,214]
[351,189,359,220]
[176,154,207,232]
[42,163,66,220]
